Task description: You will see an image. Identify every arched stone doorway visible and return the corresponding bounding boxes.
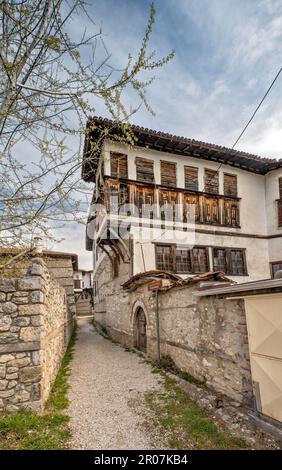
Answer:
[135,307,147,353]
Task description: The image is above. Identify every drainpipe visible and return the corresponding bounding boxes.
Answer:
[155,289,161,362]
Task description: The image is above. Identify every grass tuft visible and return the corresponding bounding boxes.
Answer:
[144,374,247,450]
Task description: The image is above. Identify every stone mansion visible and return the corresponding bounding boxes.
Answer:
[83,117,282,284]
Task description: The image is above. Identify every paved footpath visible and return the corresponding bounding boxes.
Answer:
[68,318,165,450]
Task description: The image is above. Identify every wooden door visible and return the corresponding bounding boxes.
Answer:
[136,308,147,352]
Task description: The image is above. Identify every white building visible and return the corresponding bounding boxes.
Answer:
[73,269,93,292]
[83,117,282,284]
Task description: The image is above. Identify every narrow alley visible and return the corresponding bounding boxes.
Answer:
[68,319,165,450]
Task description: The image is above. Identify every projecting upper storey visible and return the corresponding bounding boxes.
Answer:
[82,116,282,183]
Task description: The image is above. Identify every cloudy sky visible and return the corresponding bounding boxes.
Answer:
[53,0,282,269]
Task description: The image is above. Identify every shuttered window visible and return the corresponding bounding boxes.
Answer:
[74,280,81,289]
[223,200,240,227]
[183,194,200,223]
[184,166,198,191]
[155,245,174,271]
[212,248,247,275]
[278,178,282,227]
[135,187,155,218]
[159,190,178,221]
[135,157,154,183]
[110,152,128,179]
[204,168,219,194]
[224,174,237,197]
[160,161,177,187]
[203,197,220,224]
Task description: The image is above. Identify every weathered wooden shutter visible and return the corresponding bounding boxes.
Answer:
[224,174,237,196]
[223,200,239,226]
[176,247,192,273]
[278,178,282,227]
[279,177,282,199]
[135,157,154,183]
[203,197,219,224]
[278,200,282,227]
[159,190,178,221]
[136,187,155,218]
[192,248,209,273]
[110,152,128,179]
[183,194,200,223]
[155,245,174,271]
[204,168,219,194]
[160,161,177,187]
[184,166,198,191]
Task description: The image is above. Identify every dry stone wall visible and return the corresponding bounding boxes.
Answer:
[0,258,71,412]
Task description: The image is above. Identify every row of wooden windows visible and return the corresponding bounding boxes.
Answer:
[155,244,247,275]
[110,153,238,196]
[106,182,240,227]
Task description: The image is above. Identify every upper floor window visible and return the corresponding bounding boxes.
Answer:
[204,168,219,194]
[135,157,154,183]
[223,200,240,227]
[278,177,282,227]
[110,152,128,179]
[184,166,198,191]
[224,174,237,197]
[160,161,177,187]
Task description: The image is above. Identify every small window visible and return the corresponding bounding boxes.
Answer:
[155,245,173,271]
[110,152,128,179]
[213,248,227,272]
[212,248,247,276]
[184,166,198,191]
[160,161,177,187]
[192,247,209,273]
[224,174,237,197]
[271,262,282,278]
[159,190,178,221]
[135,157,154,183]
[74,279,81,289]
[176,247,192,273]
[204,168,219,194]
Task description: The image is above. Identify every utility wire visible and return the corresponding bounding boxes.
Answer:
[232,67,282,149]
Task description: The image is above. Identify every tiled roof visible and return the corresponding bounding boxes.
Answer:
[82,116,282,181]
[0,247,79,270]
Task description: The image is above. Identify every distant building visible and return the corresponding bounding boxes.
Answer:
[73,269,93,292]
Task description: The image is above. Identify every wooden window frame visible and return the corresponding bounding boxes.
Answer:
[270,261,282,278]
[184,165,198,191]
[212,247,248,276]
[110,152,128,179]
[160,160,177,187]
[135,157,155,183]
[155,243,209,274]
[204,168,219,194]
[223,173,238,197]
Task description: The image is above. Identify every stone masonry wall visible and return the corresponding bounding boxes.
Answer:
[0,258,69,412]
[94,256,253,406]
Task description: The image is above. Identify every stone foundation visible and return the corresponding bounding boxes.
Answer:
[0,258,72,412]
